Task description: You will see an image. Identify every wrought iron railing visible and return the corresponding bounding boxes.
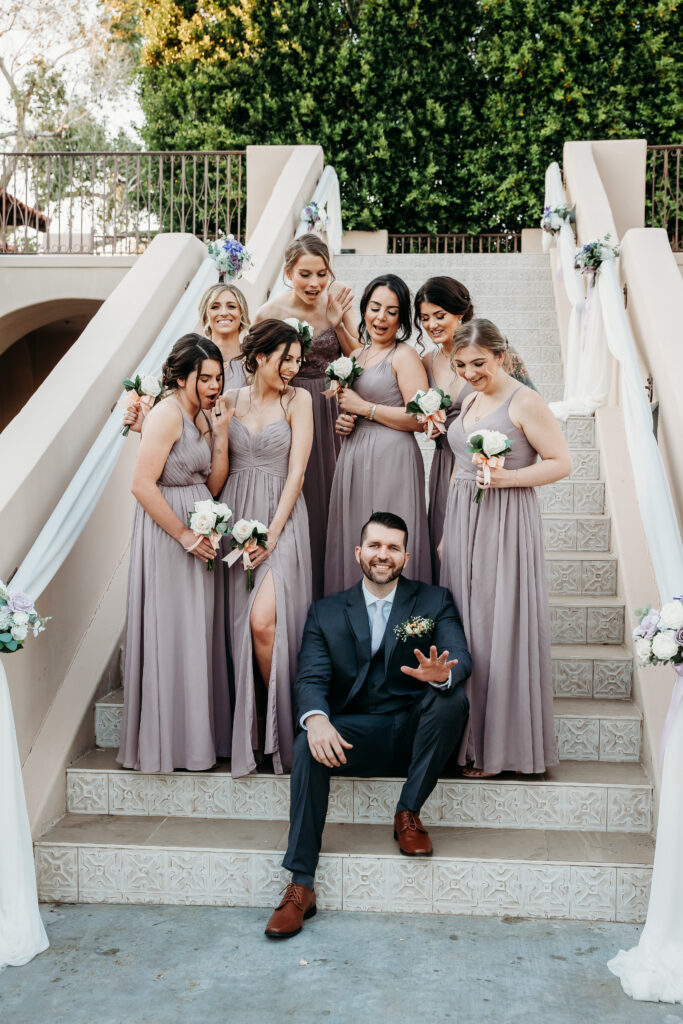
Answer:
[388,232,521,255]
[646,144,682,252]
[0,151,245,255]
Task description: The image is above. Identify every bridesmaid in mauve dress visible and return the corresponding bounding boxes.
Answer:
[222,320,313,777]
[254,235,357,599]
[326,274,431,594]
[439,319,571,777]
[118,334,231,773]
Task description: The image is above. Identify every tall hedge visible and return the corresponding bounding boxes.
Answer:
[124,0,683,232]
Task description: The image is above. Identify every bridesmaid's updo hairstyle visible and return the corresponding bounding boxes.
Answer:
[161,333,224,430]
[284,234,335,282]
[358,274,412,347]
[241,319,302,388]
[413,276,474,346]
[451,318,508,360]
[199,284,250,338]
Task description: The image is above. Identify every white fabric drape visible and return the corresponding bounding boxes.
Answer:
[0,256,217,970]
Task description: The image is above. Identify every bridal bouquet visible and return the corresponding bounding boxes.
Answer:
[208,235,254,282]
[120,373,162,435]
[574,235,620,278]
[0,580,49,653]
[324,355,363,397]
[229,519,269,591]
[186,500,232,571]
[466,429,513,504]
[406,388,452,449]
[540,204,573,234]
[283,318,314,355]
[633,600,683,667]
[302,200,329,233]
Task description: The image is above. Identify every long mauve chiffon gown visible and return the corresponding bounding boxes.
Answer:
[295,326,342,599]
[324,348,431,594]
[440,387,558,775]
[118,406,231,772]
[426,351,472,584]
[223,406,312,777]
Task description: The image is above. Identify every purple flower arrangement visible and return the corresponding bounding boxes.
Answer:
[633,598,683,666]
[0,580,49,653]
[207,234,254,282]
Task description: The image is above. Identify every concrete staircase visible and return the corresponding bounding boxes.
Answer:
[35,253,653,923]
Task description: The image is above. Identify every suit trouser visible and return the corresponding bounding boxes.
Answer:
[282,683,469,886]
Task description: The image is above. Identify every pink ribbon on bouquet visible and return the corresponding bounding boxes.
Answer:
[323,381,343,399]
[242,539,258,569]
[471,452,506,486]
[417,409,447,440]
[658,663,683,777]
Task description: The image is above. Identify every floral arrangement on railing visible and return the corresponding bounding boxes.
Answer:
[0,580,49,653]
[208,234,254,282]
[633,599,683,668]
[540,204,574,235]
[302,200,330,233]
[574,234,620,278]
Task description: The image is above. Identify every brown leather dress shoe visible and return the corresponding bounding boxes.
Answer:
[264,883,316,939]
[393,810,433,856]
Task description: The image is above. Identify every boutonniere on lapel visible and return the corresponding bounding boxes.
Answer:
[393,616,435,643]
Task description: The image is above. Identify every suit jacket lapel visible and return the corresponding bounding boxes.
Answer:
[384,576,419,672]
[344,582,370,654]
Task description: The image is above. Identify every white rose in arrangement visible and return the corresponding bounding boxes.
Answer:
[140,374,162,398]
[231,519,254,545]
[11,610,30,627]
[634,637,653,663]
[194,499,217,516]
[332,356,354,379]
[11,623,28,642]
[418,390,443,415]
[283,317,299,331]
[481,430,510,457]
[189,509,217,535]
[212,502,232,521]
[253,520,268,534]
[549,212,562,231]
[659,601,683,631]
[652,631,680,662]
[0,608,12,630]
[0,580,9,600]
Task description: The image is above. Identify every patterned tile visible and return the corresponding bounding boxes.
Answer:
[248,854,289,908]
[616,868,651,924]
[353,780,401,823]
[434,782,481,827]
[599,719,641,762]
[576,518,610,552]
[231,777,280,819]
[147,777,195,817]
[569,450,600,480]
[342,857,386,912]
[518,786,566,829]
[477,863,524,916]
[479,785,521,827]
[121,849,166,902]
[314,855,343,910]
[581,560,617,596]
[594,660,632,699]
[385,860,433,913]
[79,848,123,902]
[522,865,570,918]
[433,862,478,914]
[328,780,354,823]
[607,788,651,833]
[574,483,605,514]
[566,418,595,447]
[547,560,582,595]
[556,717,599,760]
[543,517,577,551]
[564,787,607,830]
[550,605,586,644]
[210,852,251,907]
[552,659,593,698]
[95,706,122,749]
[586,606,624,645]
[67,773,109,814]
[35,846,78,902]
[569,866,616,921]
[109,775,151,815]
[192,777,233,817]
[539,482,575,514]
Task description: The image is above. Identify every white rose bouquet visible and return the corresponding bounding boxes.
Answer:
[120,373,163,436]
[406,388,452,449]
[632,600,683,668]
[207,234,254,283]
[302,200,330,233]
[283,317,314,355]
[228,519,269,591]
[574,234,620,278]
[0,580,49,653]
[186,499,233,571]
[540,204,573,235]
[466,429,513,504]
[324,355,364,398]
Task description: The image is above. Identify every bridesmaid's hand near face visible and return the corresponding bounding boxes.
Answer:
[335,412,356,436]
[210,397,233,438]
[326,284,354,328]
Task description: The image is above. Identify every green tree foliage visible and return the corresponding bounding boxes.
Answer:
[119,0,683,232]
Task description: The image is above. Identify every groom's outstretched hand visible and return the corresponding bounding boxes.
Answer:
[306,714,353,768]
[401,646,458,685]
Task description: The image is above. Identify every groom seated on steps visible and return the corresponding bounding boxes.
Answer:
[265,511,472,939]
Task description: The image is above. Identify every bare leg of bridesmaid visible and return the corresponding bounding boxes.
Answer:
[250,570,276,689]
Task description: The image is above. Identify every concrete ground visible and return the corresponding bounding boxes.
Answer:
[1,905,682,1024]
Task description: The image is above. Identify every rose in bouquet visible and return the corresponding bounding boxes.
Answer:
[466,429,513,504]
[283,318,314,355]
[540,204,573,234]
[0,580,49,653]
[208,235,254,283]
[324,355,364,398]
[229,519,269,591]
[302,200,330,233]
[574,234,620,278]
[406,388,452,449]
[632,599,683,667]
[120,374,162,436]
[186,499,232,571]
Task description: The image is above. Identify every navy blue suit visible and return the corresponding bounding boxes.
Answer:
[283,576,471,886]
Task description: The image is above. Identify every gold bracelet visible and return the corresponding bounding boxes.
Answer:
[368,404,377,421]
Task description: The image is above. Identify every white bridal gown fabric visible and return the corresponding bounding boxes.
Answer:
[608,686,683,1003]
[0,663,48,970]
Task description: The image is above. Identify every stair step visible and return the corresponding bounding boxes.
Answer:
[67,748,651,833]
[538,480,604,515]
[552,645,632,699]
[34,813,653,922]
[567,449,601,481]
[554,698,640,762]
[542,513,611,552]
[549,596,624,645]
[546,552,617,595]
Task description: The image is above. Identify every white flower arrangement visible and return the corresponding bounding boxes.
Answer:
[540,204,573,234]
[229,519,269,591]
[393,616,435,642]
[633,600,683,668]
[120,373,163,436]
[283,318,314,354]
[574,234,620,278]
[207,234,254,282]
[186,499,232,571]
[406,388,452,448]
[324,354,364,396]
[466,429,513,504]
[302,200,330,233]
[0,580,49,653]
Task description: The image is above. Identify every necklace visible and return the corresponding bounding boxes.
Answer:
[359,342,395,369]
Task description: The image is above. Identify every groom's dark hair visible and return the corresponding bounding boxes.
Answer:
[360,511,409,548]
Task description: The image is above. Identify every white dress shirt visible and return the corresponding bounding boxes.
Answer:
[301,580,451,728]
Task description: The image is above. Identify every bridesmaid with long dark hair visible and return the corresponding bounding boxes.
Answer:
[325,274,431,594]
[439,319,571,777]
[222,320,313,777]
[118,335,231,772]
[255,235,356,598]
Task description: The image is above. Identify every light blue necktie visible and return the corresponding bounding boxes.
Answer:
[370,599,387,656]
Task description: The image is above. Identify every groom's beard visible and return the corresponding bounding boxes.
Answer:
[358,552,406,585]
